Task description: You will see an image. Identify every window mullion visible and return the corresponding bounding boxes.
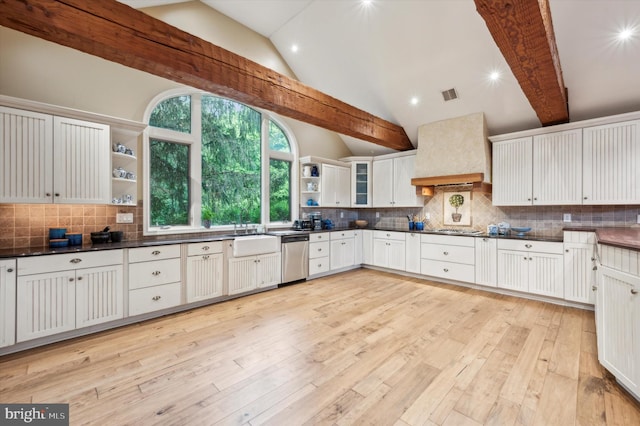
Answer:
[191,93,203,227]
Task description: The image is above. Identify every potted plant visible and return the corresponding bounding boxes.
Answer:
[202,205,214,228]
[449,193,464,223]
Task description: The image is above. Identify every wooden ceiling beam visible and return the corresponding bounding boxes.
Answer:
[0,0,414,151]
[474,0,569,126]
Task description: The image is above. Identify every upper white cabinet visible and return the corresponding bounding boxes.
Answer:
[491,114,640,206]
[1,106,111,204]
[321,163,351,207]
[340,157,372,207]
[373,151,423,207]
[583,120,640,204]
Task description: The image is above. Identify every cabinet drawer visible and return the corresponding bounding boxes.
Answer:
[187,241,224,256]
[129,282,181,316]
[128,245,181,263]
[309,233,329,243]
[421,259,475,283]
[309,256,330,275]
[129,258,181,289]
[420,234,475,247]
[497,239,563,254]
[309,241,330,259]
[18,250,123,275]
[373,230,405,241]
[421,243,475,265]
[331,230,355,240]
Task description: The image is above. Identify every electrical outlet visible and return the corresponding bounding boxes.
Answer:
[116,213,134,224]
[563,213,571,223]
[637,214,640,224]
[425,213,430,220]
[376,212,380,218]
[340,212,344,218]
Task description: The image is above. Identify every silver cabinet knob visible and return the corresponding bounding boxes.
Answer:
[152,271,161,276]
[631,289,638,295]
[152,296,161,301]
[152,250,161,255]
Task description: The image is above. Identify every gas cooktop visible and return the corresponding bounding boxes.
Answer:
[431,229,483,235]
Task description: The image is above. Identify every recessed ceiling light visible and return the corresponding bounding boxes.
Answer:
[618,27,634,41]
[489,71,501,81]
[291,44,299,53]
[362,0,373,6]
[410,96,419,106]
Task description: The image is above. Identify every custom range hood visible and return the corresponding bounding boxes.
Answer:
[411,112,492,195]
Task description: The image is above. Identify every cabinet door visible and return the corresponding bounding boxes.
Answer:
[320,164,337,206]
[564,243,595,304]
[372,158,394,207]
[583,120,640,204]
[475,237,497,287]
[257,252,281,288]
[352,162,371,207]
[597,266,639,395]
[17,271,76,342]
[528,253,564,298]
[228,257,257,295]
[492,137,533,206]
[335,165,351,207]
[76,264,124,328]
[405,233,421,274]
[497,250,529,292]
[53,116,111,204]
[372,239,389,267]
[533,129,583,205]
[393,155,422,207]
[0,259,16,348]
[186,253,223,302]
[330,238,355,270]
[362,230,373,265]
[353,231,363,265]
[387,240,406,271]
[0,106,53,203]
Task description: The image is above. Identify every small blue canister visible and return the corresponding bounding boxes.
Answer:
[49,228,66,239]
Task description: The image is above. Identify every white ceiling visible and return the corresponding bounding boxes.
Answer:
[119,0,640,156]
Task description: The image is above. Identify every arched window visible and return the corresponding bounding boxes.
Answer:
[143,90,298,235]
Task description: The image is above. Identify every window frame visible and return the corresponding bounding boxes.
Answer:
[142,88,299,236]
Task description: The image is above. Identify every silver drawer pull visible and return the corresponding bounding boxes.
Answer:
[443,251,449,255]
[77,276,83,281]
[69,277,74,282]
[593,266,598,271]
[7,268,13,273]
[631,289,638,295]
[592,286,597,291]
[318,248,322,252]
[70,258,82,264]
[152,250,161,255]
[203,255,210,260]
[443,268,449,272]
[152,296,161,301]
[525,244,532,248]
[202,246,210,251]
[152,271,161,276]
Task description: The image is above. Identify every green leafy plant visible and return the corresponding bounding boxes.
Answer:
[202,205,215,221]
[449,194,464,213]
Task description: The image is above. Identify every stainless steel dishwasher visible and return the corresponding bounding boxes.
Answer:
[280,234,309,285]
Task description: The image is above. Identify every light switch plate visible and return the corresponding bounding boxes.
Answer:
[425,213,431,220]
[563,213,571,222]
[637,214,640,224]
[116,213,134,224]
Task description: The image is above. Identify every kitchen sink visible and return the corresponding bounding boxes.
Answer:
[232,234,278,257]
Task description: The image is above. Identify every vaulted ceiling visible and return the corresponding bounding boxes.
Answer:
[119,1,640,154]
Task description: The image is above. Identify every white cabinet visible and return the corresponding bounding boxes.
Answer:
[372,231,405,271]
[330,230,355,271]
[405,232,421,274]
[421,234,475,283]
[475,237,497,287]
[228,252,281,295]
[16,250,124,342]
[373,152,423,207]
[583,120,640,204]
[497,240,564,298]
[354,230,363,265]
[0,107,111,204]
[362,230,374,265]
[186,242,224,302]
[128,245,182,316]
[308,233,330,276]
[322,164,351,207]
[0,259,16,348]
[492,137,532,206]
[596,265,640,398]
[563,232,596,304]
[351,160,372,207]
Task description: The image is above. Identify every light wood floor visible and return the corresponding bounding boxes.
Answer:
[1,269,639,425]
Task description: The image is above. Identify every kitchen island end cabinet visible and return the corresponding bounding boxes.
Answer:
[16,250,124,342]
[0,259,16,348]
[186,242,224,302]
[595,244,640,400]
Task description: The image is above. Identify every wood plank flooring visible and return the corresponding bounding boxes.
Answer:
[1,269,639,425]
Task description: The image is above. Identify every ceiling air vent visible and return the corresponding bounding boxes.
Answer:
[441,88,458,102]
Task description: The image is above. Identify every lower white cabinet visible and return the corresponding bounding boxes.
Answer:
[228,252,281,295]
[596,265,640,398]
[309,233,330,276]
[1,259,16,348]
[421,234,475,283]
[497,240,564,298]
[330,230,355,270]
[372,231,405,270]
[405,232,421,274]
[362,230,373,265]
[186,242,224,302]
[475,237,497,287]
[16,250,124,342]
[353,230,363,265]
[564,232,596,304]
[128,245,182,316]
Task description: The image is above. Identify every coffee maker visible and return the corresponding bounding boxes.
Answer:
[309,212,322,230]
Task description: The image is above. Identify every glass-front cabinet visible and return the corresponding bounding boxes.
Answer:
[341,157,372,207]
